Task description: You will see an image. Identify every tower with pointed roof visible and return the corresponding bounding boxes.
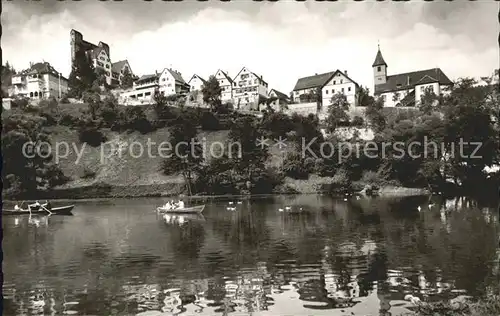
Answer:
[373,44,387,86]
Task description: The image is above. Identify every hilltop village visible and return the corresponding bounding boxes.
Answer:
[1,28,498,201]
[3,29,459,118]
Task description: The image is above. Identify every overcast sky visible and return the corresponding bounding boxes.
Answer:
[2,0,498,94]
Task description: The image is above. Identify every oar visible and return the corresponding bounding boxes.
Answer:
[40,204,53,216]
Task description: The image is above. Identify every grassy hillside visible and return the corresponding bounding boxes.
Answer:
[49,124,294,188]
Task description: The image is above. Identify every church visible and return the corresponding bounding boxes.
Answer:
[372,47,454,107]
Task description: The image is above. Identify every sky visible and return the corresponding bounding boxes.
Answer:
[2,0,499,94]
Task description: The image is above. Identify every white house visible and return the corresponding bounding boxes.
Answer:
[292,70,360,118]
[111,60,133,86]
[214,69,234,102]
[188,74,207,92]
[372,46,453,107]
[267,89,290,112]
[88,46,113,85]
[120,67,190,105]
[11,62,68,100]
[292,71,335,103]
[232,66,268,110]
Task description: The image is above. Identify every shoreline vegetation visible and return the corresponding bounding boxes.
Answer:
[2,67,499,203]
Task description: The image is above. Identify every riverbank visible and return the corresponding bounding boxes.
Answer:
[2,178,430,202]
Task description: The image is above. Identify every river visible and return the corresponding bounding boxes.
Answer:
[2,195,499,315]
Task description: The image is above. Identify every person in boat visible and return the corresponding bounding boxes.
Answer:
[14,204,20,211]
[45,200,52,210]
[178,200,185,209]
[164,201,172,210]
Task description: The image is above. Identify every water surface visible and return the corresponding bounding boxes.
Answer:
[2,195,499,315]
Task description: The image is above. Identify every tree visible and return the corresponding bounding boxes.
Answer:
[2,114,68,197]
[153,90,172,123]
[68,49,97,98]
[228,116,270,192]
[365,95,386,133]
[325,92,350,133]
[161,112,204,195]
[82,90,101,120]
[418,86,438,114]
[201,75,222,112]
[120,68,134,89]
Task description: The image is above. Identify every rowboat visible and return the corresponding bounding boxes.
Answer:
[157,204,205,214]
[3,205,75,216]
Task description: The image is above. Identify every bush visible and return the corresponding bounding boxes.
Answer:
[78,126,107,147]
[200,111,221,131]
[352,116,364,126]
[11,97,29,109]
[282,152,312,179]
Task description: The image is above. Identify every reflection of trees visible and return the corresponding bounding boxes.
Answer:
[4,196,500,315]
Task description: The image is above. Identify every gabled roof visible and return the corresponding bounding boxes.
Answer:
[293,69,360,91]
[233,67,268,85]
[293,71,336,91]
[374,68,453,95]
[111,60,131,74]
[24,62,68,80]
[372,48,387,67]
[88,47,106,59]
[269,89,289,100]
[164,68,188,85]
[216,69,233,84]
[188,74,207,84]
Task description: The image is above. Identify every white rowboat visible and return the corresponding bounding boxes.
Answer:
[156,205,205,214]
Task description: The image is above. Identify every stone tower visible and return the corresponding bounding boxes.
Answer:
[373,45,388,87]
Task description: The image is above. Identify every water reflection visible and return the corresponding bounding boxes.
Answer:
[2,196,499,315]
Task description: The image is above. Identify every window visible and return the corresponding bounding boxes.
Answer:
[341,88,345,93]
[377,66,381,72]
[340,79,343,84]
[333,80,336,84]
[378,78,382,81]
[106,64,110,69]
[325,90,328,94]
[30,92,34,97]
[137,93,144,97]
[332,89,335,93]
[162,78,166,81]
[420,86,424,92]
[145,92,151,96]
[348,87,351,92]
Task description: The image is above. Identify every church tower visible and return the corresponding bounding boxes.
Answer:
[372,45,387,86]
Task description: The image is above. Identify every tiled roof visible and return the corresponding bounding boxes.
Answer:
[251,72,267,85]
[88,47,105,59]
[189,74,207,84]
[293,71,336,91]
[111,60,130,73]
[23,62,67,80]
[269,89,289,100]
[166,68,187,85]
[217,70,233,84]
[372,49,387,67]
[374,68,453,95]
[136,74,158,82]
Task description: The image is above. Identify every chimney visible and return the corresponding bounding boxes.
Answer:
[315,73,318,75]
[344,70,348,76]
